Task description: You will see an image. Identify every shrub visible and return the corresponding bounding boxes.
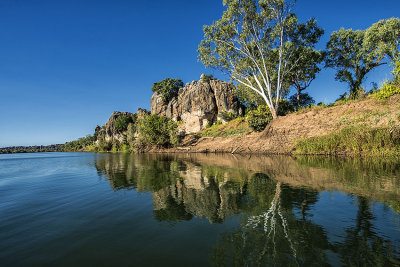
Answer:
[277,99,295,116]
[247,105,273,132]
[370,81,400,100]
[97,134,112,152]
[152,78,183,102]
[201,74,214,83]
[219,111,238,122]
[137,114,180,147]
[126,123,136,143]
[114,115,132,132]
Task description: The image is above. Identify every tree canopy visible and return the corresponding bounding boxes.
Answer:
[287,47,324,107]
[198,0,323,118]
[364,18,400,80]
[152,78,184,102]
[326,28,386,98]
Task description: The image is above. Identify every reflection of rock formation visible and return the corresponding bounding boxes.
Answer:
[94,153,400,265]
[152,162,245,223]
[162,153,400,204]
[95,153,400,223]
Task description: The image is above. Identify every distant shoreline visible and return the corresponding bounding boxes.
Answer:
[0,145,63,154]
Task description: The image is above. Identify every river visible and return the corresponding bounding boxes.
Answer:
[0,152,399,266]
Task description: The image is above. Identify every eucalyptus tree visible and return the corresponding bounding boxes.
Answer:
[288,47,324,107]
[364,18,400,79]
[198,0,324,118]
[326,28,386,98]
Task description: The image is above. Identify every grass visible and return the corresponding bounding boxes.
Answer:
[294,125,400,157]
[199,117,252,137]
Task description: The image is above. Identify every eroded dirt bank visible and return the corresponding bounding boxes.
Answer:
[150,95,400,155]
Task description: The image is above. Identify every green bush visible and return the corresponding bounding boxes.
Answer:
[62,135,96,152]
[137,114,180,147]
[152,78,183,102]
[97,134,112,152]
[201,74,214,83]
[370,81,400,100]
[219,111,238,122]
[247,105,273,132]
[277,99,295,116]
[114,115,132,132]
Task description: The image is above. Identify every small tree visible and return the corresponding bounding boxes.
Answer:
[289,92,314,108]
[288,47,324,107]
[198,0,323,118]
[326,27,386,98]
[152,78,184,102]
[137,114,179,147]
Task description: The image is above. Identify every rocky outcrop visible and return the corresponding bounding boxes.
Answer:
[151,75,244,133]
[97,111,134,142]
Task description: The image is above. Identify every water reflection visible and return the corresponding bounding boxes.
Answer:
[94,153,400,265]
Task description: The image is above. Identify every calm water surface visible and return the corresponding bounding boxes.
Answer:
[0,152,399,266]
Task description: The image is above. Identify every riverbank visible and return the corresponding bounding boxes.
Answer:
[149,95,400,156]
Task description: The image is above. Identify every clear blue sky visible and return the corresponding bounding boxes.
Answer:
[1,0,399,147]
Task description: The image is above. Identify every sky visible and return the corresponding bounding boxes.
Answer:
[1,0,399,147]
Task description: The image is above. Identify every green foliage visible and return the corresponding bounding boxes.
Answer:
[136,114,180,147]
[219,111,238,122]
[126,122,136,144]
[235,81,266,109]
[370,81,400,100]
[364,18,400,77]
[295,125,400,156]
[152,78,183,102]
[289,92,315,109]
[114,115,132,132]
[63,135,96,152]
[97,134,112,152]
[326,20,393,98]
[247,106,273,132]
[277,99,295,116]
[288,47,324,106]
[198,0,324,118]
[200,118,251,137]
[201,74,214,83]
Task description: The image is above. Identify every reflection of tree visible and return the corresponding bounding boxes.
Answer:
[153,195,193,223]
[333,196,400,266]
[212,173,330,266]
[94,154,400,265]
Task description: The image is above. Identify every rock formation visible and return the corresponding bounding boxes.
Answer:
[151,75,244,133]
[97,111,134,142]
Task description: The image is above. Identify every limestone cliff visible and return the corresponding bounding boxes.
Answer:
[151,75,244,133]
[97,111,134,142]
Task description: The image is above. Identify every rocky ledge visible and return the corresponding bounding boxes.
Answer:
[150,75,244,134]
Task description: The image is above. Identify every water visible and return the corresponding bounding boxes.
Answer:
[0,152,399,266]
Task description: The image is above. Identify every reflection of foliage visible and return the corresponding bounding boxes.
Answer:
[153,196,192,223]
[213,176,329,266]
[386,200,400,214]
[295,156,400,202]
[94,153,400,265]
[332,196,400,266]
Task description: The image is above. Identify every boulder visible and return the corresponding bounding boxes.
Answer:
[150,76,243,133]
